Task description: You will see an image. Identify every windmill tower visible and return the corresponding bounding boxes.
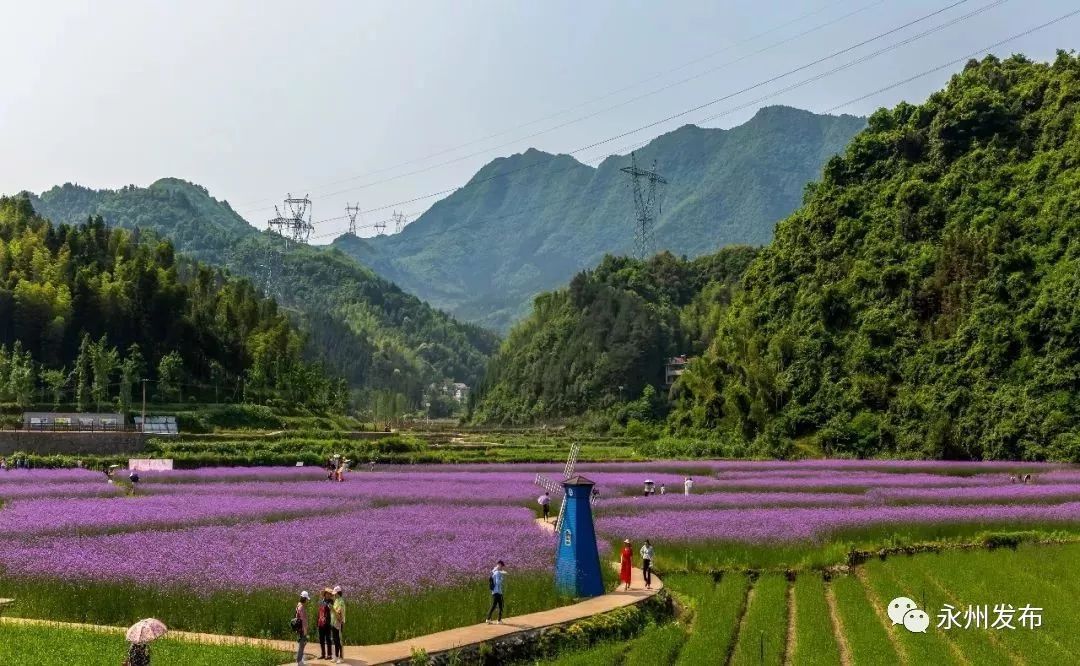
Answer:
[620,152,668,259]
[534,444,604,597]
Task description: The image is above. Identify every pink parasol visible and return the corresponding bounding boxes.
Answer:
[126,618,168,643]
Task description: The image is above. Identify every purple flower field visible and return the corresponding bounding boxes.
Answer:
[596,502,1080,544]
[0,504,551,598]
[2,459,1080,598]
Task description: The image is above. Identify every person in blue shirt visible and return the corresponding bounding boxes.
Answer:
[485,561,507,624]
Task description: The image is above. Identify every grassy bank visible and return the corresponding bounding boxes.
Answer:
[0,622,288,666]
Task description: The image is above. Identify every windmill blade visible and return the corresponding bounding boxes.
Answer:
[554,499,568,533]
[534,473,563,496]
[563,443,580,479]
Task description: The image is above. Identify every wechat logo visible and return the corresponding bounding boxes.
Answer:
[888,597,930,633]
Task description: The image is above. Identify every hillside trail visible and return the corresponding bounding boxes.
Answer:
[0,519,662,666]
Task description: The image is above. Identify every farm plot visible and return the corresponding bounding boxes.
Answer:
[5,459,1080,664]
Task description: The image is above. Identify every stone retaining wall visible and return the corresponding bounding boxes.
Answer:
[0,431,148,456]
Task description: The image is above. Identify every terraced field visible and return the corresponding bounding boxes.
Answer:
[551,542,1080,665]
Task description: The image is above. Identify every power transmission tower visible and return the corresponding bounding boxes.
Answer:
[391,211,408,234]
[345,203,362,236]
[264,193,314,295]
[374,218,387,235]
[620,152,668,259]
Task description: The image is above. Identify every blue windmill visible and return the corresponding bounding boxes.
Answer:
[534,444,604,597]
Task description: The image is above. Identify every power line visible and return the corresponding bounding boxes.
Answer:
[696,0,1007,124]
[239,0,889,216]
[823,9,1080,112]
[308,8,1074,248]
[232,0,871,213]
[303,0,1001,233]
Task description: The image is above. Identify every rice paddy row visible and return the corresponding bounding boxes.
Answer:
[546,541,1080,665]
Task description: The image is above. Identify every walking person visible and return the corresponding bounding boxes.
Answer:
[659,483,665,496]
[331,586,346,664]
[486,560,507,624]
[538,492,551,522]
[619,539,633,591]
[292,591,310,665]
[683,476,694,496]
[316,589,334,660]
[640,539,655,589]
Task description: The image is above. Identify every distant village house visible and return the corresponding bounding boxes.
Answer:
[664,356,690,386]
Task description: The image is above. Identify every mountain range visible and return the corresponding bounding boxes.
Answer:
[337,105,865,331]
[28,180,497,400]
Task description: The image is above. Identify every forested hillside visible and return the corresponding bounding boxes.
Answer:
[672,53,1080,461]
[0,195,340,409]
[339,106,864,331]
[472,248,755,423]
[29,180,497,406]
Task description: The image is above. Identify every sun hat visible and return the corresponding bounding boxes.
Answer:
[300,591,310,600]
[333,586,342,594]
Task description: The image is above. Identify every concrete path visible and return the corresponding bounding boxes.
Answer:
[289,520,662,665]
[1,520,662,666]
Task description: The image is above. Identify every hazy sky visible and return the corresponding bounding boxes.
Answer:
[0,0,1075,241]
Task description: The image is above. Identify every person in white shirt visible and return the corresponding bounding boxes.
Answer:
[486,561,507,624]
[684,476,693,496]
[538,492,551,522]
[659,484,666,495]
[639,540,655,589]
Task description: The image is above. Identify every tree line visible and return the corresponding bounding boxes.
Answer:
[0,195,345,414]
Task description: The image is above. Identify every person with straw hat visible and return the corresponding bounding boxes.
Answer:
[619,539,633,591]
[331,586,346,664]
[316,588,334,660]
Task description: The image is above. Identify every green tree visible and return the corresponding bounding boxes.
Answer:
[7,341,35,408]
[40,367,68,410]
[117,344,144,415]
[0,345,10,403]
[74,334,92,412]
[156,351,184,403]
[90,335,119,412]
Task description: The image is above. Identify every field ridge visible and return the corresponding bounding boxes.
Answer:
[726,576,755,666]
[921,570,1023,666]
[823,580,853,666]
[783,576,795,665]
[853,567,907,663]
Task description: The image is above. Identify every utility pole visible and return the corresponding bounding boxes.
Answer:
[345,203,361,236]
[620,152,668,259]
[264,193,314,296]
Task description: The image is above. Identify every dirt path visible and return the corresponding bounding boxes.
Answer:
[2,519,662,666]
[783,577,796,665]
[824,580,854,666]
[725,576,755,666]
[854,568,908,664]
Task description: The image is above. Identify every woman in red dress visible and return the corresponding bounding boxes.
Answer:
[619,538,633,590]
